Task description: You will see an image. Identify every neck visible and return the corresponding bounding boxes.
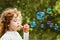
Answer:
[8,28,17,32]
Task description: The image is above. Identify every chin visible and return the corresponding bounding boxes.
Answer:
[17,28,21,31]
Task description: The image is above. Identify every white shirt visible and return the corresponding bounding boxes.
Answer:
[0,31,29,40]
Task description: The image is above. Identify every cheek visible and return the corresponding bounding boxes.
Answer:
[10,22,18,27]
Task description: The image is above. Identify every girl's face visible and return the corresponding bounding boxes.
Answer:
[9,14,21,31]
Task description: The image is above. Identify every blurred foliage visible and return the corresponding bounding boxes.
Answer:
[0,0,60,40]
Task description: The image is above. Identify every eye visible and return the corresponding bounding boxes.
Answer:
[13,20,17,22]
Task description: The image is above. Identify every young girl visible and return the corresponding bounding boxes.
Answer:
[0,8,29,40]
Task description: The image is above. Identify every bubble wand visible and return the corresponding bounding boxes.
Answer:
[22,24,29,40]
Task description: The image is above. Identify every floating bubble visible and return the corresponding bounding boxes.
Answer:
[36,12,45,20]
[40,24,44,28]
[30,21,36,28]
[54,25,59,30]
[46,8,52,14]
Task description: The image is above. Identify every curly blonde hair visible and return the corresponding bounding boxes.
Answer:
[0,8,22,37]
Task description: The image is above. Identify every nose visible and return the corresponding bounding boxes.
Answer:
[17,23,19,24]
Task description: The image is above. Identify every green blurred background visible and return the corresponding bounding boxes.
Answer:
[0,0,60,40]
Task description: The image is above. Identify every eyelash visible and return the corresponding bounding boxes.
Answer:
[13,20,19,22]
[14,20,16,22]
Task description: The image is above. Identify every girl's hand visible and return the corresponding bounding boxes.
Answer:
[22,24,29,33]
